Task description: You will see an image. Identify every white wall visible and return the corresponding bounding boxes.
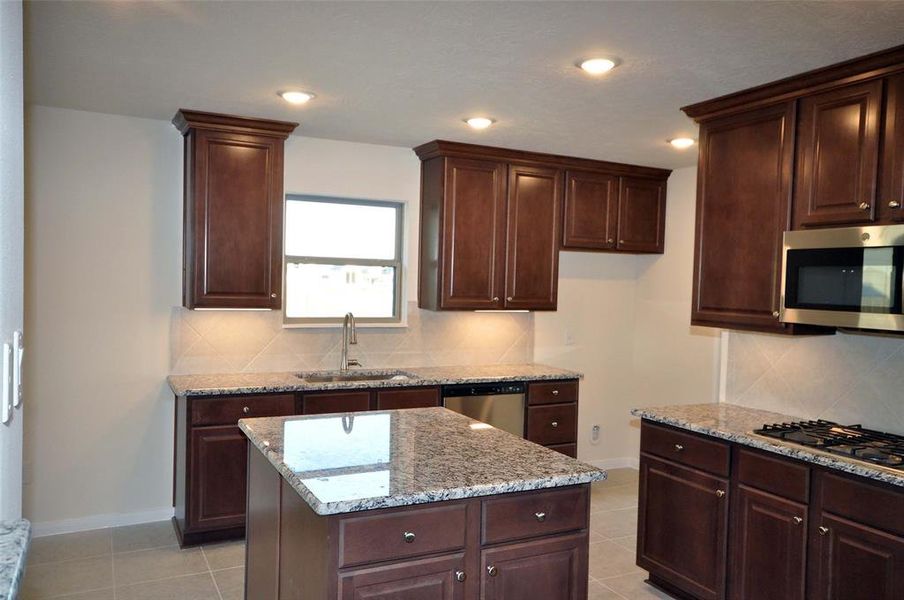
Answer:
[535,167,720,466]
[0,0,25,521]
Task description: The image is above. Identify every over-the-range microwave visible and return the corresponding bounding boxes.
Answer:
[780,224,904,332]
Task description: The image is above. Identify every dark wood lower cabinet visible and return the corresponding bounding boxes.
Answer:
[480,533,588,600]
[189,426,247,532]
[730,485,807,600]
[638,420,904,600]
[812,513,904,600]
[637,453,729,600]
[339,554,467,600]
[246,449,592,600]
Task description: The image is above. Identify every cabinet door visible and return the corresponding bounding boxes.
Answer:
[638,454,729,600]
[617,177,666,253]
[504,165,562,310]
[880,73,904,223]
[189,425,247,531]
[812,513,904,600]
[561,171,618,250]
[793,80,882,227]
[439,157,508,309]
[481,533,588,600]
[730,485,807,600]
[302,390,372,415]
[338,553,466,600]
[185,128,284,309]
[693,102,795,332]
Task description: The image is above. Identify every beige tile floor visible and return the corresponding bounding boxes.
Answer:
[22,468,674,600]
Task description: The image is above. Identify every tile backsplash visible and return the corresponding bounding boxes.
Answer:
[726,330,904,435]
[171,301,533,374]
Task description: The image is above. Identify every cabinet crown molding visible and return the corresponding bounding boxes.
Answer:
[172,109,299,138]
[413,139,672,180]
[682,43,904,121]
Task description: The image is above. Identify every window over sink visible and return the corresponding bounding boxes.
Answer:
[283,195,404,325]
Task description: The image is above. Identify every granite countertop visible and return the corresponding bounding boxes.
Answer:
[239,407,606,515]
[0,520,29,600]
[632,403,904,488]
[168,363,582,397]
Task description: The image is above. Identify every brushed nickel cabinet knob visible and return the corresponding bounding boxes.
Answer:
[271,293,278,298]
[859,202,871,211]
[674,444,684,452]
[535,511,547,522]
[506,296,513,302]
[793,516,803,525]
[890,200,902,209]
[607,238,614,244]
[818,526,829,536]
[487,565,498,577]
[552,389,559,396]
[455,570,466,583]
[492,297,499,302]
[715,489,726,498]
[243,406,250,414]
[551,421,559,428]
[403,531,415,543]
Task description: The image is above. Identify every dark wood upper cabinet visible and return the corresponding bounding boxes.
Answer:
[617,176,666,253]
[880,73,904,223]
[561,171,618,250]
[504,165,562,310]
[730,485,807,600]
[173,110,298,309]
[415,140,670,311]
[793,80,883,228]
[691,102,797,332]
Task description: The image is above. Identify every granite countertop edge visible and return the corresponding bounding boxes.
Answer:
[169,364,584,397]
[239,418,606,516]
[0,519,30,600]
[632,404,904,488]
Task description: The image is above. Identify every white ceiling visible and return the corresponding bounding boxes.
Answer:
[24,1,904,169]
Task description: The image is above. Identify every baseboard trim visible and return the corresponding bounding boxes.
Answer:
[32,507,175,538]
[585,457,640,471]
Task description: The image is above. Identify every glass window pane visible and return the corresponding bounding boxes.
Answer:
[285,199,398,260]
[285,263,396,319]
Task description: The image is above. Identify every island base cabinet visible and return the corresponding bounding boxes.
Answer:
[637,454,729,600]
[480,533,588,600]
[339,554,466,600]
[811,513,904,600]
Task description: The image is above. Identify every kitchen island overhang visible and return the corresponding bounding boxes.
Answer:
[239,407,606,599]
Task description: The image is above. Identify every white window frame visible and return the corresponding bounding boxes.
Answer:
[283,194,405,326]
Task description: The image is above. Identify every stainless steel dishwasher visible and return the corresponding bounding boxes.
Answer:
[442,382,526,437]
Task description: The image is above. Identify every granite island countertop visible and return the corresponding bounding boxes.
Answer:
[239,407,606,515]
[0,520,29,600]
[169,363,582,397]
[632,403,904,488]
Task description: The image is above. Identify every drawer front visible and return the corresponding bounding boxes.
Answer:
[640,420,730,477]
[527,404,577,445]
[528,380,578,405]
[375,387,441,410]
[546,443,577,458]
[818,471,904,537]
[339,502,468,568]
[302,390,372,415]
[482,486,588,545]
[736,447,810,503]
[190,394,296,426]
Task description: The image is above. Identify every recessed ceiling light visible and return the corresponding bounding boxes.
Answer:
[668,137,696,149]
[465,117,495,130]
[579,58,617,75]
[279,90,315,105]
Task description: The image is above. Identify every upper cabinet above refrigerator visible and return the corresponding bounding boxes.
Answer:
[173,110,298,309]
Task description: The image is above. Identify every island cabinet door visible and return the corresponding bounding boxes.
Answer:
[481,532,588,600]
[637,454,729,600]
[338,553,466,600]
[729,485,807,600]
[189,426,247,531]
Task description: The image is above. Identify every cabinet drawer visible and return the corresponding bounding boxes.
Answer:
[302,390,372,415]
[528,380,578,405]
[546,443,577,458]
[190,394,295,426]
[736,447,810,503]
[482,486,588,545]
[375,387,441,410]
[338,502,468,568]
[818,471,904,537]
[527,404,577,445]
[640,421,730,477]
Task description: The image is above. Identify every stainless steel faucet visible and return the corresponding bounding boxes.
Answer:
[340,312,360,372]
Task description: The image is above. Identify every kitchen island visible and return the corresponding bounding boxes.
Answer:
[239,407,605,599]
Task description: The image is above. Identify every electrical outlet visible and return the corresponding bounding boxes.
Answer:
[591,424,601,443]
